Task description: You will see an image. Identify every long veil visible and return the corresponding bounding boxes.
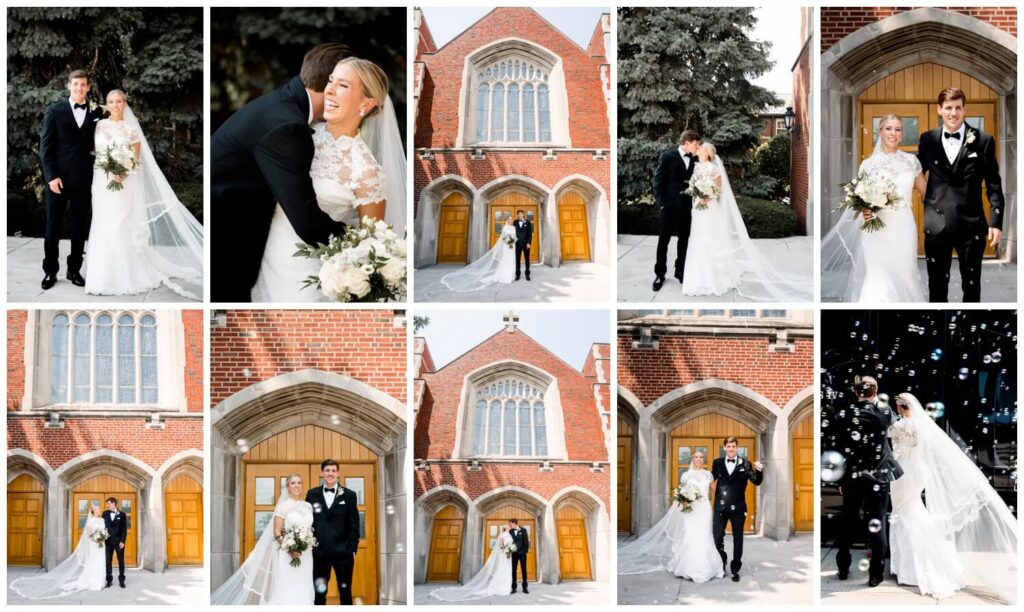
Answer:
[210,484,289,605]
[359,95,406,233]
[617,466,699,575]
[440,226,511,293]
[897,393,1017,603]
[710,156,812,301]
[431,531,508,601]
[122,105,204,300]
[9,516,98,599]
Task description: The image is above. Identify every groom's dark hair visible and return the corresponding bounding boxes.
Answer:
[679,129,701,145]
[301,43,352,92]
[937,87,966,106]
[105,496,118,505]
[509,518,519,525]
[855,375,879,398]
[723,436,738,446]
[68,69,89,84]
[321,458,339,470]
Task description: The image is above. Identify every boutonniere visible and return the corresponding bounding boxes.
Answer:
[340,500,346,505]
[965,131,976,145]
[89,101,98,112]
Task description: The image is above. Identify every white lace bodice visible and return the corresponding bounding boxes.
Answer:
[94,118,141,151]
[681,468,713,496]
[693,161,722,180]
[310,123,386,222]
[275,498,314,530]
[85,516,105,536]
[889,417,920,459]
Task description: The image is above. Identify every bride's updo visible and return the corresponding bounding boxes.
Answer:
[698,142,717,161]
[339,57,389,121]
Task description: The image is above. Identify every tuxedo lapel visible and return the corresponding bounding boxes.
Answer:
[949,127,975,176]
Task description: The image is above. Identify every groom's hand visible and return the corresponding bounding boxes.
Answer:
[988,227,1002,247]
[119,542,125,550]
[48,177,63,194]
[752,461,764,471]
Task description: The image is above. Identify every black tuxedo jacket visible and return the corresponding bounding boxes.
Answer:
[509,526,530,554]
[306,485,360,557]
[836,398,903,484]
[102,510,128,547]
[711,456,763,516]
[210,76,347,301]
[514,219,533,246]
[652,148,696,210]
[40,100,104,189]
[917,125,1004,234]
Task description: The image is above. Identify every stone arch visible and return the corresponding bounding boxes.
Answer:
[477,175,558,265]
[7,449,53,485]
[413,485,474,584]
[551,175,610,265]
[616,388,643,535]
[785,386,815,432]
[156,450,203,488]
[549,486,610,582]
[821,8,1017,259]
[415,174,479,268]
[55,449,156,489]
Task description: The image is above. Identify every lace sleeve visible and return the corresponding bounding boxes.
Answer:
[888,419,918,447]
[908,152,922,175]
[345,142,387,207]
[126,124,142,145]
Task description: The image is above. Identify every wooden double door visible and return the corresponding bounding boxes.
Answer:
[489,192,540,263]
[165,474,203,565]
[859,63,998,257]
[556,506,592,580]
[616,415,634,533]
[73,475,138,566]
[8,474,45,566]
[426,505,465,582]
[483,503,537,581]
[242,426,378,604]
[557,191,591,261]
[791,415,814,532]
[437,192,470,264]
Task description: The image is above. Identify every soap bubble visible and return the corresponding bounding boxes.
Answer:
[821,451,846,482]
[858,559,870,572]
[868,518,882,533]
[315,578,328,594]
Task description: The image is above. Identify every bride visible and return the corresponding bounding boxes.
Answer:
[440,216,517,292]
[431,526,514,601]
[679,143,810,300]
[252,57,406,302]
[888,393,1017,602]
[822,114,928,302]
[211,474,316,604]
[10,505,106,599]
[618,450,724,583]
[85,90,203,299]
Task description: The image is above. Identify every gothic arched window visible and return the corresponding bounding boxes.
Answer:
[469,375,549,457]
[467,47,563,146]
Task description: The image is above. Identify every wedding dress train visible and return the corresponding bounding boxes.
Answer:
[10,515,106,599]
[440,224,517,292]
[431,531,515,601]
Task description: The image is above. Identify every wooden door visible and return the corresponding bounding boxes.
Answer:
[426,505,465,582]
[165,475,203,565]
[489,192,540,263]
[73,475,138,566]
[616,416,634,533]
[791,416,814,532]
[556,506,592,580]
[557,191,591,261]
[241,425,379,604]
[8,474,44,566]
[437,192,470,264]
[859,63,998,257]
[484,505,537,580]
[670,414,757,533]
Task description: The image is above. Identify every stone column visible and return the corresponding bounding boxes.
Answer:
[820,69,855,233]
[210,429,240,590]
[469,192,488,261]
[539,504,557,584]
[591,191,610,265]
[414,189,439,268]
[461,504,483,583]
[592,505,611,582]
[543,192,561,267]
[45,480,68,570]
[379,437,407,604]
[759,420,793,541]
[411,500,431,584]
[143,481,167,571]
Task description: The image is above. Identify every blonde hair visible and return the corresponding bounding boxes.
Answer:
[338,57,389,120]
[106,89,126,101]
[286,473,303,487]
[877,113,902,135]
[699,142,717,161]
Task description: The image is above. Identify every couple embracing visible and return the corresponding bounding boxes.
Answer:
[212,460,361,605]
[619,437,764,584]
[431,518,532,601]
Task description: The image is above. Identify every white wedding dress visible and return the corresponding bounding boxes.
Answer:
[821,150,927,302]
[10,515,106,599]
[431,531,514,601]
[887,394,1017,602]
[210,489,315,605]
[85,109,204,299]
[440,224,517,292]
[678,158,811,300]
[618,467,724,583]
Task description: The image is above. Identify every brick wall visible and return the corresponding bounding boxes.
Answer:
[821,7,1017,49]
[183,310,203,413]
[791,14,812,232]
[209,309,407,405]
[7,310,27,411]
[415,463,610,510]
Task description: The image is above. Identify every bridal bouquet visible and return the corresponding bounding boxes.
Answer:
[295,216,407,302]
[280,525,318,567]
[836,171,905,232]
[504,234,517,249]
[501,541,518,558]
[91,527,110,548]
[94,143,141,192]
[685,176,720,211]
[673,480,703,513]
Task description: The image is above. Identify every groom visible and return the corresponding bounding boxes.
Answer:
[307,459,360,605]
[917,87,1004,302]
[833,376,903,587]
[39,69,104,291]
[514,210,533,281]
[211,43,352,302]
[651,130,701,291]
[102,497,128,589]
[710,436,763,582]
[508,518,530,594]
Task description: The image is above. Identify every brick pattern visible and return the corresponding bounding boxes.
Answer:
[791,13,812,232]
[209,309,407,405]
[415,463,610,511]
[7,310,27,411]
[821,7,1017,49]
[183,310,203,413]
[617,335,814,408]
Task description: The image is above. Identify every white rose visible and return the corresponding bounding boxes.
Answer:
[361,263,375,275]
[391,239,407,258]
[318,255,351,300]
[342,267,372,298]
[373,220,390,234]
[358,228,369,239]
[380,256,406,285]
[343,241,373,266]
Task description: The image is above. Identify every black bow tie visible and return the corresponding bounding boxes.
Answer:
[727,459,736,464]
[73,103,88,110]
[944,131,961,140]
[324,487,336,494]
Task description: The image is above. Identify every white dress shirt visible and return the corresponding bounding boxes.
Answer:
[942,123,966,165]
[306,90,314,125]
[677,145,691,169]
[725,456,738,475]
[69,98,87,128]
[323,484,338,509]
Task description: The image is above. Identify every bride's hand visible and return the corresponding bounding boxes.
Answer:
[289,551,301,558]
[862,210,874,221]
[113,175,124,184]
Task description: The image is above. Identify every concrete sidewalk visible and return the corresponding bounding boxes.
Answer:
[8,566,205,605]
[617,533,814,605]
[415,262,611,303]
[414,579,611,605]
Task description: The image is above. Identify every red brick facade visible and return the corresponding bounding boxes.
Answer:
[790,8,812,234]
[821,7,1017,49]
[7,310,28,411]
[209,309,407,404]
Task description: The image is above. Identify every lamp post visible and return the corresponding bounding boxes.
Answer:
[784,106,794,132]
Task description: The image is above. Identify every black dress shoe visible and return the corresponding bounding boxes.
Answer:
[510,589,517,595]
[104,582,112,589]
[837,569,848,580]
[674,271,684,283]
[66,271,86,287]
[653,276,665,291]
[119,582,126,589]
[42,274,58,290]
[731,573,740,582]
[523,588,529,594]
[868,575,883,587]
[525,273,530,281]
[515,274,520,281]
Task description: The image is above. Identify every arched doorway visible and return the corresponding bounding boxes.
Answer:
[72,475,138,566]
[616,415,633,533]
[557,189,591,261]
[241,425,379,604]
[555,505,592,580]
[437,192,470,263]
[426,505,465,582]
[8,474,45,566]
[165,474,203,565]
[483,502,537,579]
[790,413,814,533]
[489,190,540,263]
[859,63,999,257]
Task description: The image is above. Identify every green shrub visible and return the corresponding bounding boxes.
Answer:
[753,131,791,199]
[171,182,203,223]
[618,196,798,238]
